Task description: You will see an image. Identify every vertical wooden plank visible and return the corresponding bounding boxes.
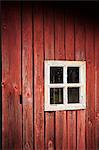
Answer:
[65,14,74,60]
[55,8,67,150]
[44,5,55,150]
[33,4,44,150]
[2,2,22,150]
[65,12,76,150]
[75,16,86,150]
[86,22,95,150]
[95,22,99,150]
[22,3,33,150]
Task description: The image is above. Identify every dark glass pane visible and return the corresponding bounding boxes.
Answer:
[50,88,63,104]
[50,67,63,83]
[67,67,79,83]
[68,87,79,103]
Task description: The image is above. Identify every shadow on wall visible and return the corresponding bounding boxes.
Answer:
[1,1,99,150]
[43,1,99,24]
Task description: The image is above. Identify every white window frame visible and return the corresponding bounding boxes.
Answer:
[44,60,86,111]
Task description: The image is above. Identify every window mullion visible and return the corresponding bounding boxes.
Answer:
[64,65,67,105]
[66,83,82,87]
[64,65,67,84]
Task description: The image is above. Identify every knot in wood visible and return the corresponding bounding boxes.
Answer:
[24,142,30,150]
[14,85,18,92]
[27,92,30,97]
[88,120,92,126]
[48,140,53,149]
[1,81,5,87]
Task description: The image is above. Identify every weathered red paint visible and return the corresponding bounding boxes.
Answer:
[65,12,77,150]
[54,8,67,150]
[33,4,44,150]
[86,23,95,150]
[95,22,99,150]
[75,15,86,150]
[22,3,33,150]
[2,2,22,150]
[44,6,55,150]
[1,2,99,150]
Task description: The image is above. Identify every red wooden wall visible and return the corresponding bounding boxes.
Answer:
[1,2,99,150]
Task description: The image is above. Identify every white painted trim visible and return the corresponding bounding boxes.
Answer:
[48,84,65,88]
[44,60,86,111]
[45,103,86,111]
[66,83,82,87]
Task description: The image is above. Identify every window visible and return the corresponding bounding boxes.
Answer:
[44,61,86,111]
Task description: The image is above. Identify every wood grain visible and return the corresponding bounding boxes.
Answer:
[65,12,77,150]
[95,22,99,150]
[2,2,22,150]
[86,22,95,150]
[55,8,67,150]
[1,3,99,150]
[33,4,44,150]
[22,3,33,150]
[44,5,55,150]
[75,15,86,150]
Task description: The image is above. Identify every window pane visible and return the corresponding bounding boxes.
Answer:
[50,67,63,83]
[68,87,79,103]
[67,67,79,83]
[50,88,63,104]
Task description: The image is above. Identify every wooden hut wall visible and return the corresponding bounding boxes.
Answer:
[1,2,99,150]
